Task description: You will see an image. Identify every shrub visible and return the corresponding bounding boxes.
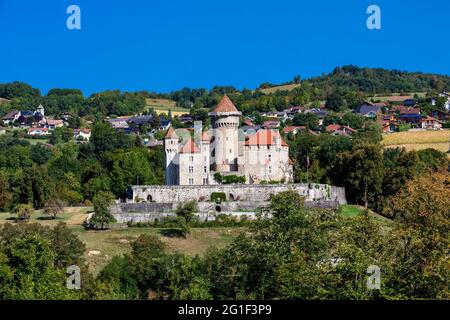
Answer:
[12,204,34,221]
[398,124,411,132]
[210,192,226,203]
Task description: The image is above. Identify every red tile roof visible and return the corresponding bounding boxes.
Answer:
[283,125,305,134]
[421,116,441,123]
[179,138,199,153]
[28,127,49,133]
[46,119,64,126]
[201,131,210,141]
[400,108,421,115]
[243,119,255,126]
[165,127,178,139]
[325,124,356,133]
[245,129,288,147]
[325,124,342,133]
[212,95,239,113]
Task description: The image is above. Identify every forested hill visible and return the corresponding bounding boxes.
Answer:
[304,65,450,94]
[1,65,449,118]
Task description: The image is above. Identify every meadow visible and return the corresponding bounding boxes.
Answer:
[382,130,450,156]
[0,204,373,275]
[145,98,189,116]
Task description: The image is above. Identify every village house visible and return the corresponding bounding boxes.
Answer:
[325,124,356,137]
[356,102,383,118]
[283,125,319,137]
[127,115,154,127]
[27,127,50,136]
[430,109,450,122]
[73,128,92,141]
[241,124,262,135]
[263,119,281,129]
[403,99,417,107]
[399,108,422,126]
[2,110,21,125]
[108,116,131,130]
[177,114,194,125]
[159,119,172,131]
[420,116,443,130]
[380,114,399,133]
[45,119,64,130]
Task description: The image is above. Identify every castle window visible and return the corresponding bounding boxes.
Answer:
[229,149,232,154]
[189,178,194,185]
[189,166,194,174]
[204,166,207,173]
[269,166,272,174]
[203,178,208,185]
[268,154,272,162]
[189,156,194,162]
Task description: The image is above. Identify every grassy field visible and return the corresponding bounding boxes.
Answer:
[368,92,426,102]
[0,207,91,226]
[258,83,301,94]
[145,98,189,116]
[382,130,450,156]
[339,205,362,217]
[23,138,50,145]
[0,207,241,276]
[0,203,396,275]
[73,226,240,275]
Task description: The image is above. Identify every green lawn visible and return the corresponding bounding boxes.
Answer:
[339,205,363,217]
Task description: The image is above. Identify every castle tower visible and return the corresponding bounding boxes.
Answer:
[164,127,179,185]
[201,131,211,184]
[209,95,242,172]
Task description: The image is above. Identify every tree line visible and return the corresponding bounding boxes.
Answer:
[0,174,448,299]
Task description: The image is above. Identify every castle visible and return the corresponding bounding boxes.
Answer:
[164,95,294,185]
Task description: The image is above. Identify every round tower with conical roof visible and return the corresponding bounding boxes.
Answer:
[164,127,179,185]
[209,95,242,172]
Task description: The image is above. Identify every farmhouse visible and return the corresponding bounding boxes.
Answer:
[2,110,21,124]
[27,127,50,136]
[73,128,92,141]
[357,102,383,118]
[420,116,442,130]
[325,124,356,137]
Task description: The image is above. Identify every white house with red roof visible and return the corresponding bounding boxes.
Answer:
[27,127,50,136]
[164,95,293,185]
[73,128,92,141]
[325,124,357,137]
[420,116,442,130]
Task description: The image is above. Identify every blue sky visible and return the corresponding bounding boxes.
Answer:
[0,0,449,95]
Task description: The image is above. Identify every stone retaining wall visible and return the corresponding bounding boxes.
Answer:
[130,183,346,204]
